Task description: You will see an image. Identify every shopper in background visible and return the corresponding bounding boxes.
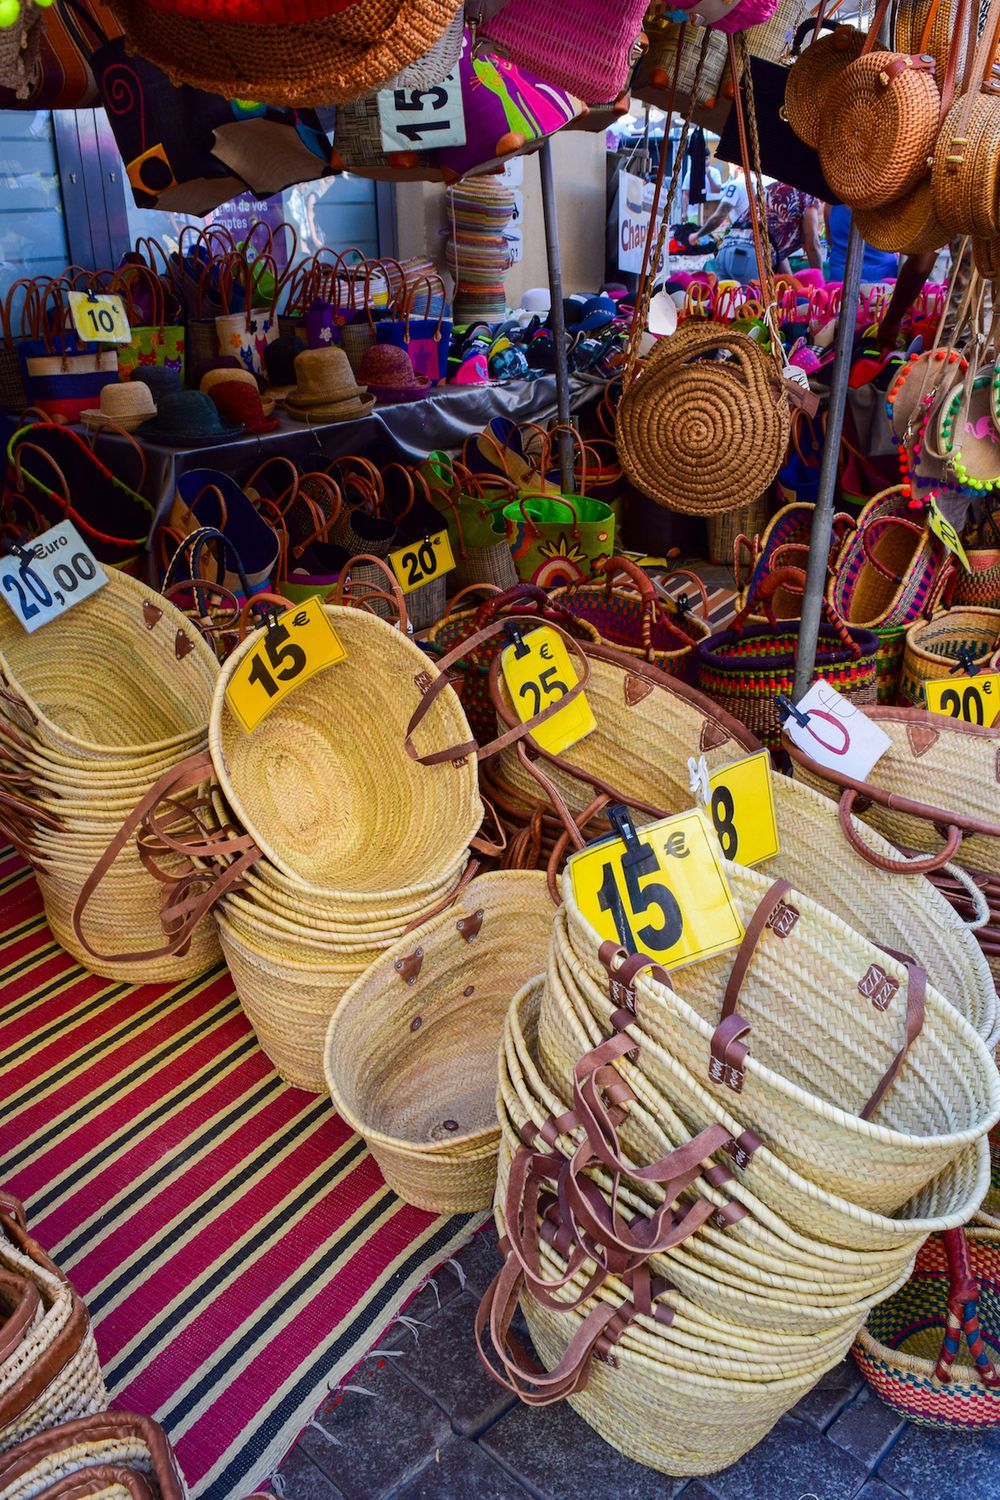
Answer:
[824,203,898,285]
[700,166,749,240]
[712,180,822,282]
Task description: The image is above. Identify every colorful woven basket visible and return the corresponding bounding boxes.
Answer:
[549,555,710,680]
[954,509,1000,608]
[899,606,1000,706]
[696,567,878,748]
[855,1228,1000,1427]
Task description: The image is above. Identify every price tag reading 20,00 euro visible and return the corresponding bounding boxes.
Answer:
[569,806,745,971]
[225,595,346,733]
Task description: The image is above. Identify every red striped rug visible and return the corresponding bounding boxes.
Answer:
[0,850,483,1500]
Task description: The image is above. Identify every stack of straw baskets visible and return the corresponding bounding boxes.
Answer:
[0,569,221,981]
[478,868,1000,1474]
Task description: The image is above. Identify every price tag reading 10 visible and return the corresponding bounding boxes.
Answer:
[225,595,346,733]
[67,291,130,344]
[924,672,1000,727]
[500,625,596,757]
[388,529,455,595]
[569,807,745,971]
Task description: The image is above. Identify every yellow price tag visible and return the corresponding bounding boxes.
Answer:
[707,750,780,868]
[225,595,346,733]
[67,291,131,344]
[569,806,744,971]
[500,624,595,756]
[927,494,971,571]
[389,530,456,595]
[924,671,1000,727]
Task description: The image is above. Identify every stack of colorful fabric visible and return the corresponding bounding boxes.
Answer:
[445,180,515,322]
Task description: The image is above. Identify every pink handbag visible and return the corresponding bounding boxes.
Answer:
[481,0,648,103]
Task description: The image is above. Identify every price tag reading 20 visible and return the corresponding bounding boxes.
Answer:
[925,672,1000,727]
[388,529,456,595]
[569,807,745,971]
[225,595,346,733]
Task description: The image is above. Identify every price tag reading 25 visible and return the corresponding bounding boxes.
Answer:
[225,595,346,733]
[569,807,745,971]
[500,624,596,757]
[388,530,456,595]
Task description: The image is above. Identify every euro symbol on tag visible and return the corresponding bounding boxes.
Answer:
[293,610,308,627]
[663,831,689,859]
[539,643,553,661]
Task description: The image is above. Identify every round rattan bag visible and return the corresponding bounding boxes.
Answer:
[784,24,865,148]
[210,604,482,895]
[615,323,790,515]
[818,49,941,210]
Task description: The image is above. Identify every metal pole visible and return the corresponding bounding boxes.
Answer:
[539,139,575,493]
[791,221,866,702]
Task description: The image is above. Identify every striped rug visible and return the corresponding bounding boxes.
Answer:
[0,850,483,1500]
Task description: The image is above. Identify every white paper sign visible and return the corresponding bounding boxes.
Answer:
[506,190,524,264]
[0,521,106,634]
[783,683,891,780]
[378,77,467,152]
[617,169,667,278]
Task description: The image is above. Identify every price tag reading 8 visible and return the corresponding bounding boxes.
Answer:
[67,291,130,344]
[0,521,106,634]
[388,530,456,596]
[500,624,596,757]
[569,807,744,969]
[708,750,780,867]
[926,494,971,571]
[225,595,346,733]
[925,671,1000,727]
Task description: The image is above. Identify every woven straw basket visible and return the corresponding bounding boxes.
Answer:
[784,25,864,148]
[0,1202,107,1455]
[899,606,1000,705]
[0,1411,186,1499]
[854,1229,1000,1427]
[559,870,1000,1213]
[324,871,554,1211]
[615,323,790,515]
[209,605,482,895]
[784,706,1000,881]
[818,46,941,210]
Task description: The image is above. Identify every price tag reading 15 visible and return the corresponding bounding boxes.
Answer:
[925,671,1000,727]
[569,806,745,971]
[225,595,346,733]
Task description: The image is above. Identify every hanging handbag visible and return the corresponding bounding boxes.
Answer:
[480,0,649,104]
[715,41,839,201]
[374,275,451,386]
[818,0,943,211]
[15,279,118,424]
[931,1,1000,237]
[0,0,120,110]
[784,17,865,149]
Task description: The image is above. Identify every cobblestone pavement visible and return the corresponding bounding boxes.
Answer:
[275,1228,1000,1500]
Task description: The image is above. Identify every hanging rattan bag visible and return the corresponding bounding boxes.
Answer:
[818,0,943,210]
[616,321,790,515]
[324,870,554,1213]
[784,19,865,149]
[931,3,1000,237]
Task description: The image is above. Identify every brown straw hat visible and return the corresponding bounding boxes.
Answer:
[80,379,157,432]
[108,0,461,107]
[284,346,375,422]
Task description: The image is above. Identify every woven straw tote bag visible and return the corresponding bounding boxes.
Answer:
[559,868,1000,1213]
[953,508,1000,606]
[828,486,950,701]
[854,1227,1000,1426]
[615,322,790,515]
[0,1411,186,1498]
[899,605,1000,704]
[708,494,772,568]
[0,1198,107,1455]
[818,0,945,210]
[784,19,865,148]
[784,704,1000,879]
[324,870,554,1212]
[733,501,856,621]
[695,567,878,749]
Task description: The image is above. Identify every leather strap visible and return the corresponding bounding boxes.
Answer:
[0,1271,40,1367]
[838,789,964,873]
[720,879,792,1023]
[860,955,927,1119]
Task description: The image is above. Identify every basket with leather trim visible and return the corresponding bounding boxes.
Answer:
[0,1409,185,1498]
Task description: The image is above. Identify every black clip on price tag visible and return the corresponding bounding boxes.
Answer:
[776,693,810,727]
[951,645,981,678]
[606,803,656,878]
[504,621,530,659]
[674,591,690,618]
[2,532,39,567]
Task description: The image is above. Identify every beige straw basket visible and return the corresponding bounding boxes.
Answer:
[784,707,1000,880]
[0,568,218,762]
[0,1411,186,1499]
[503,980,916,1329]
[210,605,482,895]
[0,1205,107,1455]
[899,606,1000,706]
[324,871,553,1212]
[707,494,772,566]
[559,870,1000,1213]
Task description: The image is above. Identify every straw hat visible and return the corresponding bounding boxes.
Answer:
[80,380,157,433]
[284,347,375,422]
[136,389,243,446]
[357,344,430,404]
[201,365,275,415]
[208,379,280,434]
[108,0,461,107]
